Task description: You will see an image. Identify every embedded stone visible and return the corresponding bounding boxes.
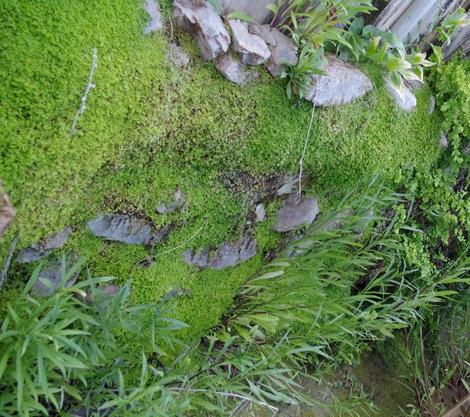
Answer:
[87,214,154,245]
[156,189,187,214]
[183,248,210,268]
[215,54,257,85]
[228,19,270,65]
[248,23,276,46]
[305,55,373,106]
[183,235,257,270]
[174,0,230,60]
[33,261,78,297]
[385,79,416,112]
[143,0,163,34]
[17,227,72,264]
[168,42,191,68]
[255,203,266,222]
[265,27,298,77]
[273,195,320,232]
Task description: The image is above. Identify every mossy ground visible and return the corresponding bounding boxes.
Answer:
[1,0,441,345]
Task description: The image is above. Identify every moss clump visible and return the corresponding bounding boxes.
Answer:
[1,0,441,344]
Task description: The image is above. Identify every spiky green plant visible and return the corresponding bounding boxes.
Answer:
[0,257,185,417]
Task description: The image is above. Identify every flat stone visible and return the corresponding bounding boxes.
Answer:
[228,19,270,65]
[215,54,257,85]
[18,227,72,264]
[168,42,191,68]
[174,0,230,60]
[156,188,187,214]
[0,188,15,238]
[183,248,210,268]
[87,214,154,245]
[33,261,78,297]
[276,175,298,196]
[143,0,163,34]
[255,203,266,222]
[273,195,320,232]
[305,55,373,106]
[385,79,416,112]
[183,235,257,270]
[265,27,297,77]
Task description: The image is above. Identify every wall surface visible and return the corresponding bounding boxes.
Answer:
[221,0,273,23]
[375,0,458,44]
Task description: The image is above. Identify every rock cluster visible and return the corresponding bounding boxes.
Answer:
[170,1,379,107]
[173,0,298,87]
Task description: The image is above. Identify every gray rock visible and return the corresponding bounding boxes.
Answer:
[248,23,276,46]
[87,214,154,245]
[464,141,470,155]
[265,27,297,77]
[143,0,163,34]
[183,235,257,270]
[439,131,449,149]
[221,0,273,24]
[33,261,78,297]
[273,195,320,232]
[429,94,436,114]
[0,188,15,238]
[18,227,72,264]
[305,55,373,106]
[215,54,257,85]
[385,79,416,112]
[255,203,266,222]
[163,287,191,301]
[174,0,230,60]
[183,248,210,268]
[168,42,191,68]
[156,189,187,214]
[238,236,257,262]
[228,19,270,65]
[276,175,298,196]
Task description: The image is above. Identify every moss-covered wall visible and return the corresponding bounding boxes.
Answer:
[0,0,441,342]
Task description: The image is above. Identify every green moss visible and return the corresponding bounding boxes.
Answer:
[1,0,441,347]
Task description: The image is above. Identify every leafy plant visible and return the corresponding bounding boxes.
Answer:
[281,46,326,99]
[0,258,185,417]
[436,7,470,46]
[209,182,469,387]
[392,275,470,417]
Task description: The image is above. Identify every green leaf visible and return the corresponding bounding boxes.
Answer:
[227,12,254,23]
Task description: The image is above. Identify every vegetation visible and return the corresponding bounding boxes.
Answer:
[2,186,468,417]
[1,0,469,416]
[0,0,440,342]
